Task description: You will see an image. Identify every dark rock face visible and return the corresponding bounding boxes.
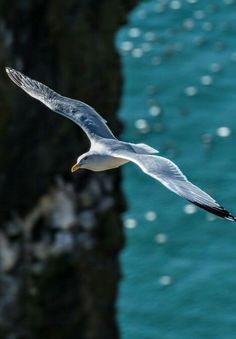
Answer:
[0,1,138,338]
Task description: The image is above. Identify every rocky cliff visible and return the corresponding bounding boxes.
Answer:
[0,1,138,338]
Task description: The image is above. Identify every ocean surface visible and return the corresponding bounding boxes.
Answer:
[116,1,236,338]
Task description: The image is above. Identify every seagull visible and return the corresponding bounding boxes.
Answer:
[5,67,236,221]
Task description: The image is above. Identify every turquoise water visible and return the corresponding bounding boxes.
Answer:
[116,1,236,338]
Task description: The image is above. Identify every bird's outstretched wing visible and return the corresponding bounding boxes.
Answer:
[112,150,236,221]
[5,67,116,142]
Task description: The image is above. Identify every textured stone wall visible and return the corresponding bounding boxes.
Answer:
[0,1,138,338]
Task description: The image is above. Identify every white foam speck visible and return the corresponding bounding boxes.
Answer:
[202,22,213,32]
[170,0,182,10]
[184,204,197,214]
[149,105,161,117]
[206,213,217,221]
[209,63,222,73]
[231,52,236,62]
[185,86,198,96]
[223,0,235,4]
[216,127,231,137]
[129,27,141,38]
[159,275,172,286]
[144,31,156,42]
[145,211,157,221]
[194,10,205,20]
[151,56,162,65]
[135,119,150,133]
[132,48,143,58]
[124,218,137,229]
[155,233,167,244]
[154,3,165,13]
[141,42,152,52]
[200,75,213,86]
[120,41,133,52]
[183,18,195,30]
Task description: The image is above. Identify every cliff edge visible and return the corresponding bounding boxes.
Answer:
[0,1,138,338]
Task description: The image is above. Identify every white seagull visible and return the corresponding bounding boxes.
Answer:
[5,67,236,221]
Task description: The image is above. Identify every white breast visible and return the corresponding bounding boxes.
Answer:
[88,155,129,171]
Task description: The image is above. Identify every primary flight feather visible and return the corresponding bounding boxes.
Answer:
[6,67,236,221]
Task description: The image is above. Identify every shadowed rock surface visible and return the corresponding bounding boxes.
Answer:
[0,1,138,338]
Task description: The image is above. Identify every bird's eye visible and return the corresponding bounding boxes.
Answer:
[84,156,88,161]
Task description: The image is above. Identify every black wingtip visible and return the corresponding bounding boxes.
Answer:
[190,201,236,222]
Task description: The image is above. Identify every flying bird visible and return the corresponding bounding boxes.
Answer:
[5,67,236,221]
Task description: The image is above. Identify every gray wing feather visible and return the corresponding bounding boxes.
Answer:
[112,150,236,221]
[6,67,116,142]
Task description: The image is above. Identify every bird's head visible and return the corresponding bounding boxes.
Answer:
[71,152,101,172]
[71,153,90,172]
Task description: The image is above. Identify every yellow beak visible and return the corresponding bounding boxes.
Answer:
[71,163,80,173]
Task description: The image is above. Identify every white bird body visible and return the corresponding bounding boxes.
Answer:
[79,150,129,171]
[5,67,236,221]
